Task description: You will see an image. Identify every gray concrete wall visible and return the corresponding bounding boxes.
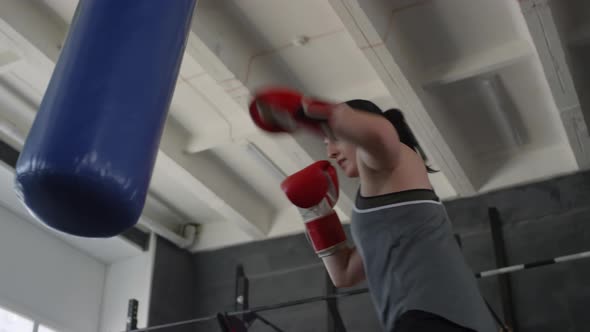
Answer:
[447,170,590,332]
[148,238,199,332]
[149,170,590,331]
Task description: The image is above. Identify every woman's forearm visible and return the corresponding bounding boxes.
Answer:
[322,246,366,288]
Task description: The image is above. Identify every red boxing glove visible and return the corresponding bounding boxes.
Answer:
[249,87,335,138]
[281,161,346,257]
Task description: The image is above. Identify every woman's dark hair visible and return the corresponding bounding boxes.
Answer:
[345,99,437,173]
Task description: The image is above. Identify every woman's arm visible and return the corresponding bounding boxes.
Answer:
[328,104,402,171]
[322,246,366,288]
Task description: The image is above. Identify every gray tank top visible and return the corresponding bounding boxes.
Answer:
[350,189,497,332]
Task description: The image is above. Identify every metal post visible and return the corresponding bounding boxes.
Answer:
[235,265,249,310]
[456,233,508,330]
[126,299,139,332]
[454,234,463,249]
[234,264,284,331]
[489,207,518,331]
[325,271,347,332]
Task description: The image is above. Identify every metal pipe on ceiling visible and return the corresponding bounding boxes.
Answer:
[139,217,198,249]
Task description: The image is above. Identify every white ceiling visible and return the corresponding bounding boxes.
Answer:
[0,0,588,256]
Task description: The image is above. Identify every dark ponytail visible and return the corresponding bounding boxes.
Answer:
[345,99,437,173]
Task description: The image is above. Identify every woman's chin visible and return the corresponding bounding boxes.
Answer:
[344,167,359,178]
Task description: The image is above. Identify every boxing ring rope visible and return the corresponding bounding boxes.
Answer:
[475,250,590,278]
[124,249,590,332]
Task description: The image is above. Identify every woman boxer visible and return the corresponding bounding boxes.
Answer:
[250,91,497,332]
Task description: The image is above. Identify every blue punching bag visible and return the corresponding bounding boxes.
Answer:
[15,0,197,237]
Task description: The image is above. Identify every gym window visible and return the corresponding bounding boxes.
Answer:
[0,305,59,332]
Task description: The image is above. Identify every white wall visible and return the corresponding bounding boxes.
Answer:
[0,204,105,332]
[99,236,156,332]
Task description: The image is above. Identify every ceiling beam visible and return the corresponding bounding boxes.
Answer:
[422,40,533,88]
[179,73,256,154]
[326,0,476,196]
[0,51,22,74]
[519,0,590,169]
[160,118,272,239]
[0,0,63,70]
